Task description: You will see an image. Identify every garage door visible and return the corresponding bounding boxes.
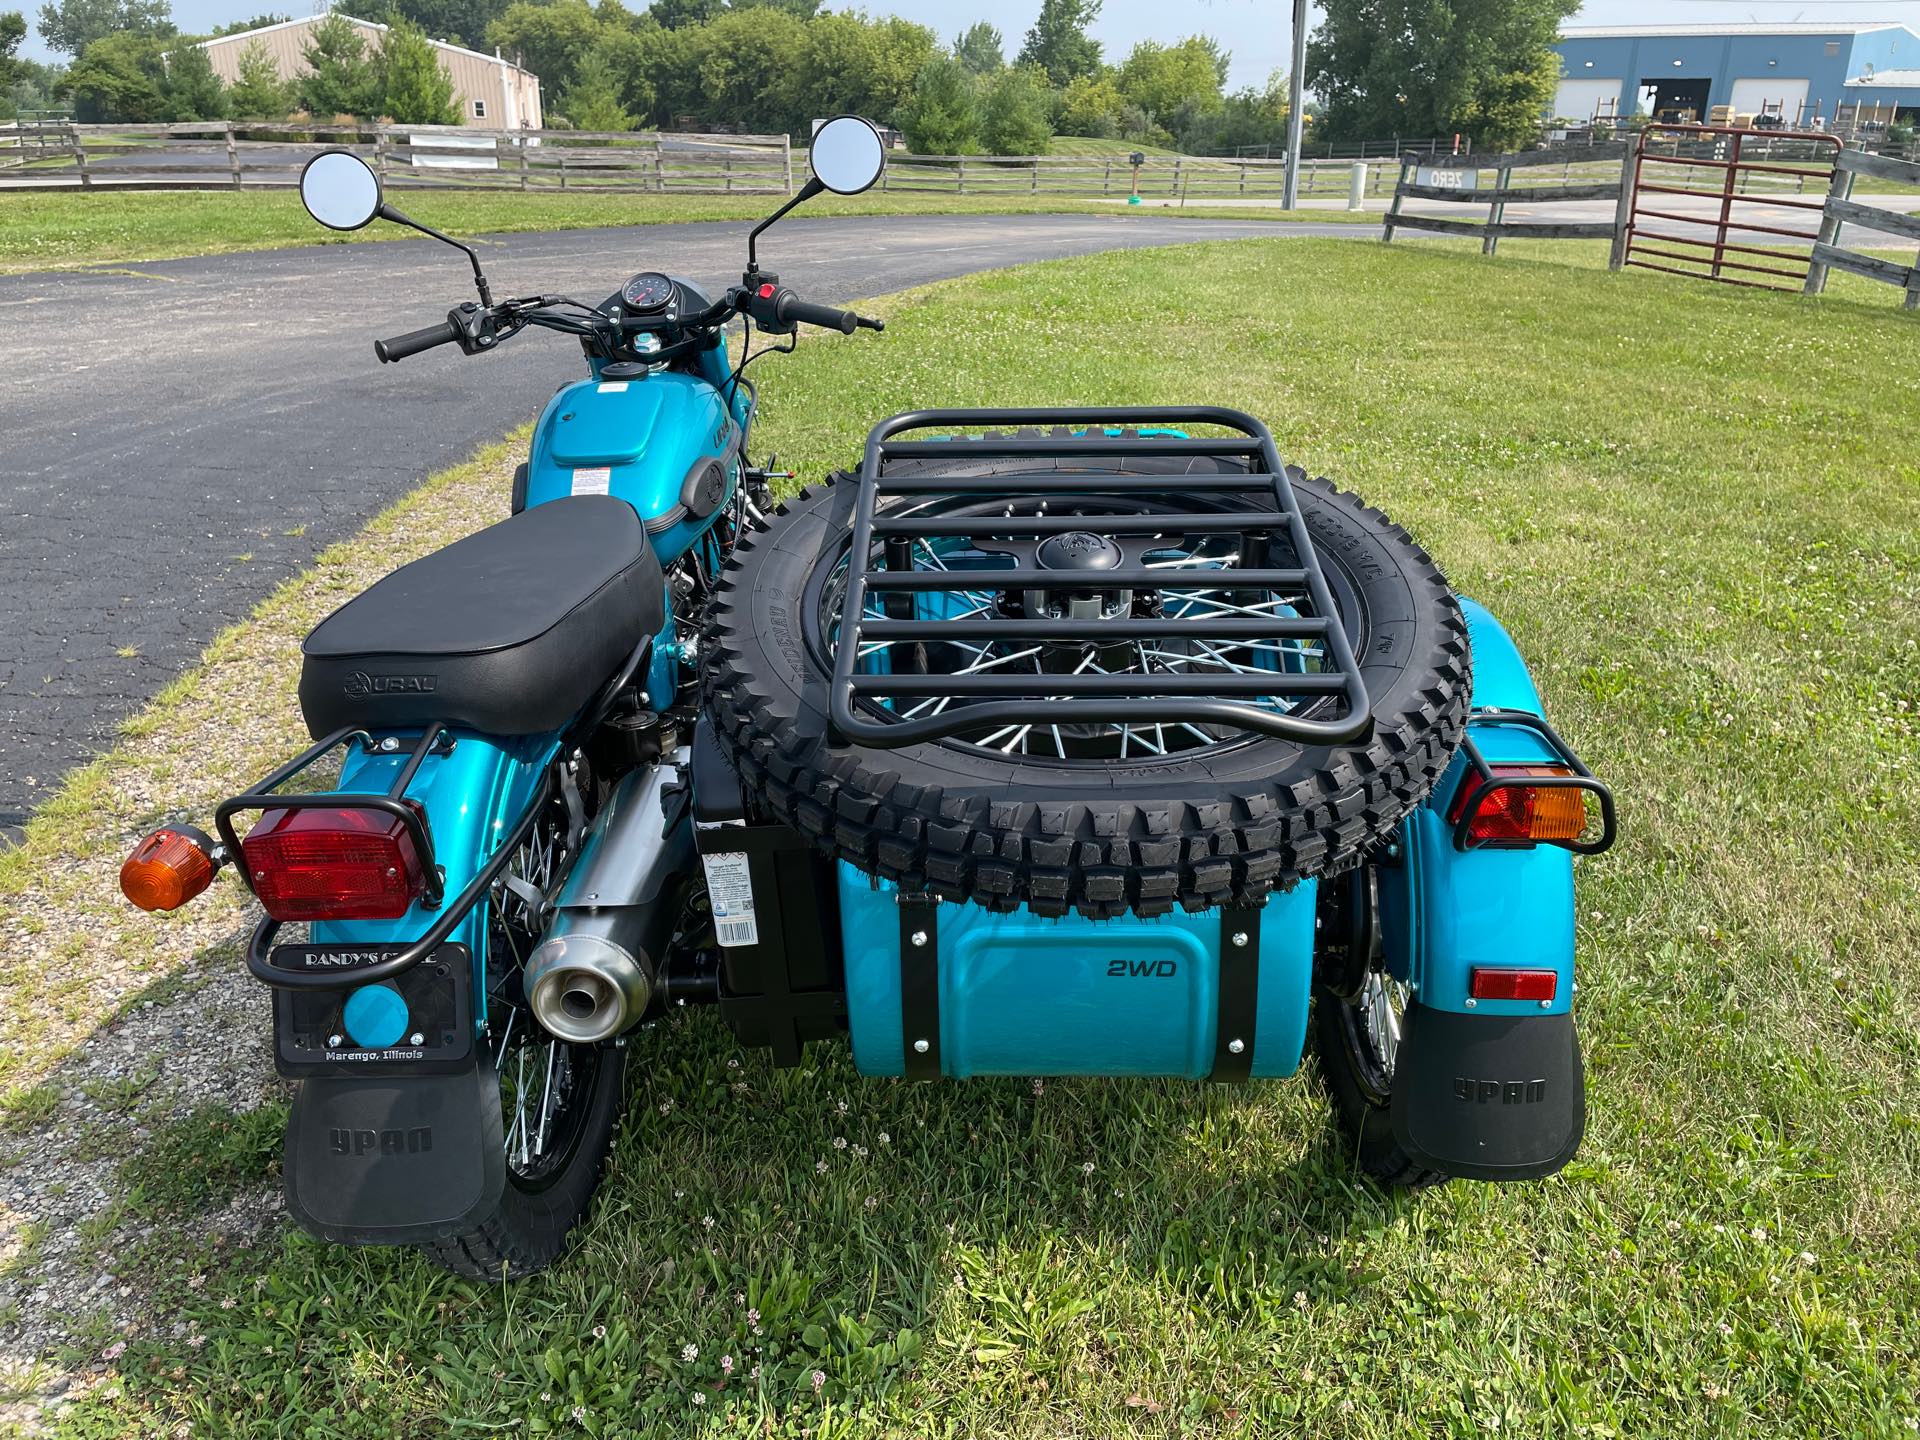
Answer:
[1554,77,1624,122]
[1728,77,1810,121]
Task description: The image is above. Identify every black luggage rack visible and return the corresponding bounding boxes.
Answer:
[824,406,1373,749]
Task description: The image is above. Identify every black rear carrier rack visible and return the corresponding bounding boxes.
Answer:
[824,407,1373,750]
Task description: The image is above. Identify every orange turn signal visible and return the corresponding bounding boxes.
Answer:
[1449,765,1589,845]
[120,827,219,912]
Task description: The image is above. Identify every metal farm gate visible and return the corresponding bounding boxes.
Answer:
[1619,123,1843,291]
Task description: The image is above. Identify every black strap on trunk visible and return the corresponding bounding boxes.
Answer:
[1212,903,1261,1082]
[898,893,941,1080]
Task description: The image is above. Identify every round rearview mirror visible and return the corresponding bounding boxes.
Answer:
[300,149,383,232]
[809,116,885,196]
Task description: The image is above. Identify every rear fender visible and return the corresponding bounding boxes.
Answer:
[283,728,555,1244]
[1375,598,1584,1180]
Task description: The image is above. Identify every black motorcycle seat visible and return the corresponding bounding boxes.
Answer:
[298,495,665,739]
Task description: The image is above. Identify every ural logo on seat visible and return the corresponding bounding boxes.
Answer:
[329,1126,433,1156]
[344,670,438,698]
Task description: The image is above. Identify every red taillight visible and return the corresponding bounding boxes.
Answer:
[240,806,425,921]
[121,828,218,912]
[1449,765,1588,845]
[1470,967,1558,1002]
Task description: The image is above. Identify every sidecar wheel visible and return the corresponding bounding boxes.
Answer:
[1315,972,1446,1190]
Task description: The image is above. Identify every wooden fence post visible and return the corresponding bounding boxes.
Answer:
[518,133,529,190]
[70,124,91,188]
[652,140,664,192]
[1170,156,1182,195]
[782,133,793,195]
[1484,163,1510,255]
[956,156,966,194]
[1608,141,1636,271]
[225,121,242,189]
[1031,156,1039,192]
[375,124,390,183]
[1804,155,1854,296]
[1103,157,1112,194]
[1382,156,1411,241]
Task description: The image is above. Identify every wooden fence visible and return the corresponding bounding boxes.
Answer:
[1805,148,1920,309]
[0,121,1410,203]
[0,122,795,193]
[1381,141,1631,254]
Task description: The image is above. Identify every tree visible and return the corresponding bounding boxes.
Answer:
[486,0,599,99]
[65,29,168,120]
[0,10,25,89]
[36,0,170,56]
[687,6,806,133]
[298,13,376,117]
[161,34,224,118]
[1016,0,1099,87]
[559,46,631,130]
[797,9,932,128]
[729,0,819,19]
[951,20,1000,76]
[898,51,975,154]
[647,0,720,29]
[1116,35,1226,122]
[374,16,458,124]
[1307,0,1577,150]
[210,13,286,36]
[978,65,1050,155]
[1055,70,1120,137]
[226,36,291,117]
[384,0,506,49]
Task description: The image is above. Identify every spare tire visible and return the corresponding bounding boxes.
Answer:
[702,451,1470,919]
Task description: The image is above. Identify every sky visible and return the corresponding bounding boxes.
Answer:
[22,0,1920,87]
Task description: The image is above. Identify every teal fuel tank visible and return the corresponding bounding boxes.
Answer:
[840,867,1318,1079]
[521,368,739,566]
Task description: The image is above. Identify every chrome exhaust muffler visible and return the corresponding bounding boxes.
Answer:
[525,760,690,1043]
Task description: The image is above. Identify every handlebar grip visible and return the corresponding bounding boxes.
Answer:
[773,294,858,335]
[374,320,461,364]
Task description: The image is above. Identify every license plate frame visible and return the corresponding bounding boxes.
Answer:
[269,942,475,1077]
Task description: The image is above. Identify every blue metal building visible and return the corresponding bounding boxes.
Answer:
[1550,23,1920,128]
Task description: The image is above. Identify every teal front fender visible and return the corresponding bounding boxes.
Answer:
[1378,599,1577,1019]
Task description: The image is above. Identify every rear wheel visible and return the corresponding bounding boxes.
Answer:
[419,790,627,1280]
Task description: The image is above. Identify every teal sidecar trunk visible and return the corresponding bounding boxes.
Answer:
[840,868,1317,1079]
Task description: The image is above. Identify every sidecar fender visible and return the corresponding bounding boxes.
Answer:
[1377,598,1586,1180]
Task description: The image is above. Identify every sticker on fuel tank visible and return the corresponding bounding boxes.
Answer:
[571,467,611,496]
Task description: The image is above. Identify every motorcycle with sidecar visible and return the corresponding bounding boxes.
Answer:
[120,117,1615,1277]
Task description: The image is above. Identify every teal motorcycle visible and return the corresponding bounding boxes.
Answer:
[121,117,1615,1278]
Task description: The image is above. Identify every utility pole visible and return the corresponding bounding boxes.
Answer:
[1282,0,1308,208]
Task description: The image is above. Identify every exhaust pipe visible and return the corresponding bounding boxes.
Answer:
[525,761,691,1043]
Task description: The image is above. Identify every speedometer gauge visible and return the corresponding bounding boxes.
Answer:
[620,271,676,312]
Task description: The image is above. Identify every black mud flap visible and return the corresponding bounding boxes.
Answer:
[1389,1003,1584,1181]
[284,1056,504,1245]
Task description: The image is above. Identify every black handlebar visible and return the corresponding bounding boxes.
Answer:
[775,293,858,334]
[375,319,461,364]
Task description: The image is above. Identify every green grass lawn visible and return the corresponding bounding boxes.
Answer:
[11,237,1920,1438]
[0,188,1369,274]
[1047,137,1187,158]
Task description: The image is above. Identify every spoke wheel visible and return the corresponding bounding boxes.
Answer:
[1313,867,1446,1190]
[418,791,629,1280]
[816,496,1353,763]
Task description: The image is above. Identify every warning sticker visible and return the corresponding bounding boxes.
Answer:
[702,851,759,948]
[596,381,629,394]
[571,466,611,496]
